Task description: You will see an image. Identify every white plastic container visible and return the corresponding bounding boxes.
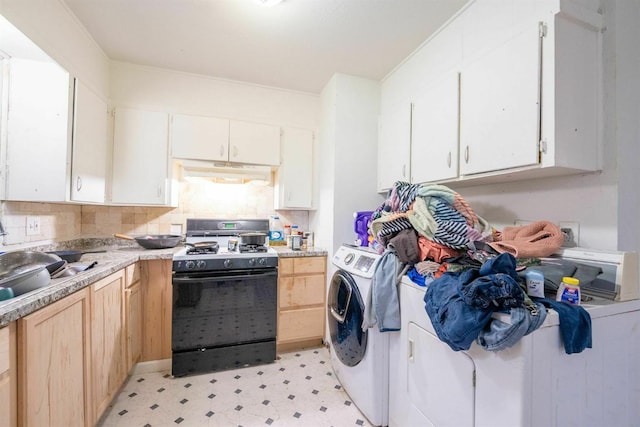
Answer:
[556,276,581,305]
[525,269,545,298]
[269,216,284,243]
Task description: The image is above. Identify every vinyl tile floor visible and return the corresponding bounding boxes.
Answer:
[98,346,373,427]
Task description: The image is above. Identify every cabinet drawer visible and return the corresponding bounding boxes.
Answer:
[278,307,325,343]
[279,276,325,309]
[125,263,140,287]
[279,256,326,275]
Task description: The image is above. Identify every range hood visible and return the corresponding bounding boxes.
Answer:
[177,159,273,183]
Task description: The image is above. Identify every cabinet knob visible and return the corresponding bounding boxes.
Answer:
[464,146,470,164]
[220,144,225,157]
[76,176,83,192]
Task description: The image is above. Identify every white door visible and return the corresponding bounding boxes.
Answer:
[71,79,108,203]
[460,25,541,176]
[229,120,280,166]
[377,103,411,191]
[170,113,229,161]
[276,128,313,209]
[408,322,475,427]
[112,108,169,205]
[411,72,460,184]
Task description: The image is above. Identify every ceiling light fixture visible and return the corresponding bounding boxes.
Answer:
[254,0,284,7]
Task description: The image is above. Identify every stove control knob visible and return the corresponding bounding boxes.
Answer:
[185,261,195,270]
[223,259,233,268]
[196,260,207,269]
[248,258,256,267]
[258,258,267,266]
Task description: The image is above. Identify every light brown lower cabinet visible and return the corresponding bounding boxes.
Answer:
[91,269,126,421]
[0,322,17,427]
[277,256,327,351]
[18,287,93,427]
[140,259,172,361]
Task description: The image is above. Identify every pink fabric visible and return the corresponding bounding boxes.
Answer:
[488,220,564,258]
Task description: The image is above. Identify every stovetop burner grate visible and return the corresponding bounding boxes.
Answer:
[239,244,268,253]
[186,241,220,255]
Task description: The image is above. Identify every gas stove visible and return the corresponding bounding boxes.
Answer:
[172,219,278,272]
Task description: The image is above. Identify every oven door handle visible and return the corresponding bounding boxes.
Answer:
[173,270,277,283]
[329,280,352,324]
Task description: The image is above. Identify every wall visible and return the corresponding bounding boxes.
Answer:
[312,73,383,254]
[1,180,309,249]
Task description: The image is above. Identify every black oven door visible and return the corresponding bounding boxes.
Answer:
[172,269,278,352]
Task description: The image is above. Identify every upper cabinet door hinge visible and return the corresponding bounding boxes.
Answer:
[539,139,547,154]
[539,22,548,38]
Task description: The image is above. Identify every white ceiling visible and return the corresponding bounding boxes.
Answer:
[62,0,468,94]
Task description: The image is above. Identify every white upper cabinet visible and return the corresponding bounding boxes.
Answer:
[70,79,108,203]
[411,72,460,184]
[459,24,541,176]
[170,114,229,161]
[377,103,411,192]
[170,114,280,167]
[4,57,72,202]
[229,120,280,166]
[379,0,602,188]
[275,127,314,210]
[111,107,174,206]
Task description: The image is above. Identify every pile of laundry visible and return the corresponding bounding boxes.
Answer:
[363,181,591,355]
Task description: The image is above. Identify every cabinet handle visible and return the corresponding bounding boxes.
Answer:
[220,144,225,157]
[402,164,406,178]
[447,152,452,168]
[408,338,415,362]
[157,185,162,198]
[464,146,470,164]
[76,176,82,191]
[232,146,238,158]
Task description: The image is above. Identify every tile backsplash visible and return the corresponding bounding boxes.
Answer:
[1,180,309,249]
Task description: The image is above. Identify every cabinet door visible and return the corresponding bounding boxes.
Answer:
[18,288,92,427]
[459,26,541,176]
[0,324,17,427]
[378,103,411,191]
[170,113,229,161]
[276,128,313,209]
[407,322,475,427]
[112,107,170,205]
[125,281,142,372]
[229,120,280,166]
[5,58,72,202]
[71,79,108,203]
[411,73,460,184]
[91,271,126,420]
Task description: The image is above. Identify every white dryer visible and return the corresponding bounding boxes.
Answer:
[328,245,388,427]
[389,250,640,427]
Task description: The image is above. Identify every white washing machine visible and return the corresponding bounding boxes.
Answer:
[328,245,388,426]
[389,250,640,427]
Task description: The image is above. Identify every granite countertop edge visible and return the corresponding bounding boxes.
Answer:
[0,244,328,327]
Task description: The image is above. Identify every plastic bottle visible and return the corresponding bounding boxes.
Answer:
[269,216,284,243]
[556,277,581,305]
[525,269,545,298]
[291,225,299,235]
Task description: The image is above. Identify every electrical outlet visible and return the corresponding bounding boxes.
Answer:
[26,216,41,236]
[559,221,579,247]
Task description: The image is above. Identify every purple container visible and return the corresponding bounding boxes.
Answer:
[354,211,374,247]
